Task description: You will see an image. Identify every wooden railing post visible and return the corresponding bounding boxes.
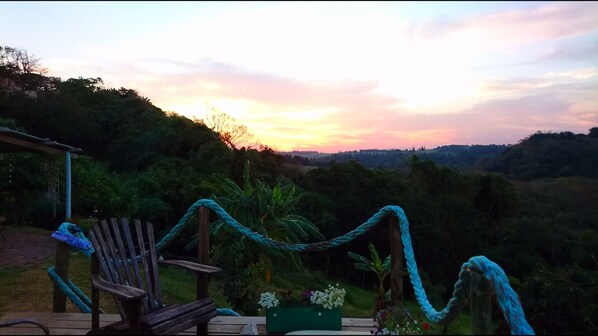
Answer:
[51,241,70,312]
[470,270,492,335]
[197,207,210,336]
[91,255,100,330]
[389,214,404,307]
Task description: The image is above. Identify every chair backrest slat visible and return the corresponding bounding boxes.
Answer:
[92,222,120,285]
[146,222,162,306]
[134,219,158,311]
[120,218,149,313]
[110,218,135,287]
[101,220,127,285]
[90,222,126,319]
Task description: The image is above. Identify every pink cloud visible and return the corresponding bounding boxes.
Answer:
[409,2,598,44]
[78,57,596,152]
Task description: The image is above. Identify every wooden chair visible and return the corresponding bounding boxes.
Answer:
[87,218,222,335]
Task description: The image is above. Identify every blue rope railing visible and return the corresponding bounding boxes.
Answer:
[50,198,534,334]
[48,267,92,313]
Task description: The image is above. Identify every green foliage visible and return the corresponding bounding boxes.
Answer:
[209,163,323,244]
[374,306,428,335]
[348,242,391,313]
[212,238,263,315]
[188,163,323,314]
[72,157,130,219]
[0,117,25,131]
[488,130,598,179]
[519,266,598,334]
[0,151,61,228]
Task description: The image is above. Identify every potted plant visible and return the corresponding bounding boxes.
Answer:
[372,306,431,335]
[258,284,346,333]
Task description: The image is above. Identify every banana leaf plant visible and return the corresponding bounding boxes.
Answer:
[348,242,390,314]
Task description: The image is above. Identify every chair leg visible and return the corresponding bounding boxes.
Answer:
[122,300,142,334]
[91,256,100,330]
[197,272,210,335]
[92,287,100,330]
[197,321,208,336]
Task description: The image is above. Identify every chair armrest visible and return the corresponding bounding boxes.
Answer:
[159,259,222,274]
[91,274,147,301]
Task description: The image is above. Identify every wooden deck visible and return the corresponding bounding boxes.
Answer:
[0,312,376,335]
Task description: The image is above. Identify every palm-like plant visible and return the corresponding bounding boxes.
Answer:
[209,162,324,243]
[348,242,391,313]
[185,162,324,249]
[184,161,324,314]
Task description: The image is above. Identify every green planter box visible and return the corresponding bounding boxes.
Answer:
[266,306,342,333]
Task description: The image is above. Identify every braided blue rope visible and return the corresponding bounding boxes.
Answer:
[48,267,92,313]
[48,199,533,334]
[67,278,93,309]
[156,199,386,252]
[468,256,534,335]
[57,222,94,256]
[216,308,241,316]
[156,199,533,335]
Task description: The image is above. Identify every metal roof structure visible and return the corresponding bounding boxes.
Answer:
[0,127,83,219]
[0,127,83,156]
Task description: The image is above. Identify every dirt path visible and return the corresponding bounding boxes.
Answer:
[0,233,57,267]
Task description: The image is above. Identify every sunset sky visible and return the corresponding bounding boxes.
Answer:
[1,1,597,152]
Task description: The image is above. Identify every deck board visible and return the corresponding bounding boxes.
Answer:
[0,312,376,335]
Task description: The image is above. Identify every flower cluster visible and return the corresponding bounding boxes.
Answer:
[258,284,346,310]
[258,292,279,309]
[310,284,346,309]
[372,307,430,335]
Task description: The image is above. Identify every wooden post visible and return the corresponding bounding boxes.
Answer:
[52,242,70,312]
[197,207,210,336]
[122,301,142,334]
[91,255,99,330]
[470,270,492,335]
[389,214,404,308]
[65,151,72,219]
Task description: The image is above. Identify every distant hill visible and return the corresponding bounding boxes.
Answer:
[283,129,598,180]
[281,144,508,170]
[486,129,598,180]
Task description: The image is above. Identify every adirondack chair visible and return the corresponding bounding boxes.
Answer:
[87,218,222,335]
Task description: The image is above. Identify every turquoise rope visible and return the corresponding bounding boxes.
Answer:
[48,267,91,313]
[156,199,533,335]
[468,256,535,335]
[57,222,94,256]
[50,199,534,334]
[67,278,93,309]
[216,308,241,316]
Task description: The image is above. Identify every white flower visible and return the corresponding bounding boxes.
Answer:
[258,292,279,309]
[309,284,346,309]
